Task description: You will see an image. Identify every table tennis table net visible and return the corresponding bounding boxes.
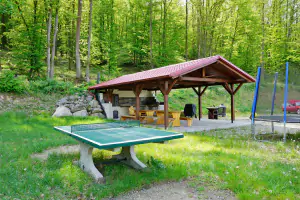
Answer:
[71,121,140,133]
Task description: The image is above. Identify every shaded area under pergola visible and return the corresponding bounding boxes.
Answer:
[88,55,256,129]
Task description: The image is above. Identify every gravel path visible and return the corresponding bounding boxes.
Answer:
[105,181,236,200]
[31,145,80,160]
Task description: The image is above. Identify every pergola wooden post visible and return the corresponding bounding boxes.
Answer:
[192,86,208,120]
[163,81,169,129]
[230,84,235,123]
[222,83,243,123]
[158,79,177,129]
[133,85,143,120]
[107,89,114,103]
[198,87,202,120]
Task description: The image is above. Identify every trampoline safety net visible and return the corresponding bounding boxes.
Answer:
[252,62,300,141]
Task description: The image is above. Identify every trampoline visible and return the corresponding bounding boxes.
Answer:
[251,62,300,142]
[254,115,300,123]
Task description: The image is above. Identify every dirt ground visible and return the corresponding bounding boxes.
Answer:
[31,145,80,161]
[32,146,237,200]
[104,181,236,200]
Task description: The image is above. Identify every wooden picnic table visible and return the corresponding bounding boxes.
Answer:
[139,110,155,116]
[156,110,181,127]
[139,110,155,124]
[206,107,219,119]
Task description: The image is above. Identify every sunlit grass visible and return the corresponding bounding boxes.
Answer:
[0,112,299,199]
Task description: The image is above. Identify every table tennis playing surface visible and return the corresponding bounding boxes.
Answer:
[54,123,183,150]
[54,121,184,182]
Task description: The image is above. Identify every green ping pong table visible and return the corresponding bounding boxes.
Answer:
[54,121,183,183]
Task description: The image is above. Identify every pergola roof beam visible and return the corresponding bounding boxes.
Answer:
[180,76,233,83]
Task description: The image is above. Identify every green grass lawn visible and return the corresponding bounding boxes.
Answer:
[0,112,299,199]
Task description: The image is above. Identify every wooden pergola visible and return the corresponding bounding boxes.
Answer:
[88,55,256,129]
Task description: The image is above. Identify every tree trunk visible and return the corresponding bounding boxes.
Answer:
[1,14,8,49]
[133,7,137,65]
[86,0,93,82]
[158,1,163,57]
[68,0,76,70]
[50,7,59,79]
[261,0,265,68]
[285,0,289,54]
[75,0,83,80]
[67,18,71,70]
[185,0,188,61]
[203,0,207,57]
[149,0,153,68]
[162,0,167,58]
[30,0,38,79]
[108,0,115,76]
[197,5,201,58]
[288,0,295,45]
[228,8,239,60]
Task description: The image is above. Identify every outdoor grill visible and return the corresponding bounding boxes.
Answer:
[183,104,197,118]
[218,104,226,117]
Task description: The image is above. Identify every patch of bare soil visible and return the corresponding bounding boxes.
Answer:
[105,181,236,200]
[31,145,79,161]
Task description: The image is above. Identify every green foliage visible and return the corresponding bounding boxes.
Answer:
[5,0,46,79]
[1,0,300,81]
[0,70,28,93]
[29,79,89,95]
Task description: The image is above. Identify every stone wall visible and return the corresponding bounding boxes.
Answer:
[52,93,105,117]
[0,94,59,115]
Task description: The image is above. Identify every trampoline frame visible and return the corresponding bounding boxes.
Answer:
[254,115,300,123]
[251,62,296,142]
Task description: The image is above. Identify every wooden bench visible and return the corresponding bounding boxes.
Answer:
[120,115,146,122]
[180,117,193,127]
[120,115,137,121]
[121,115,174,127]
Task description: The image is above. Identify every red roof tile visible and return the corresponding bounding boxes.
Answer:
[88,55,255,90]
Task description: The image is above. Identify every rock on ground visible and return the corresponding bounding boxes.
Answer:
[91,107,102,114]
[70,104,87,113]
[52,106,72,117]
[73,110,88,117]
[53,93,104,117]
[90,99,100,108]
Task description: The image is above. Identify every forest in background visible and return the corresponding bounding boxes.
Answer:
[0,0,299,83]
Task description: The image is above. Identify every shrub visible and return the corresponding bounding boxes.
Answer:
[0,70,28,93]
[29,79,89,95]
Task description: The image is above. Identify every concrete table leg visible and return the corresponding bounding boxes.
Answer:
[114,146,147,170]
[78,141,104,183]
